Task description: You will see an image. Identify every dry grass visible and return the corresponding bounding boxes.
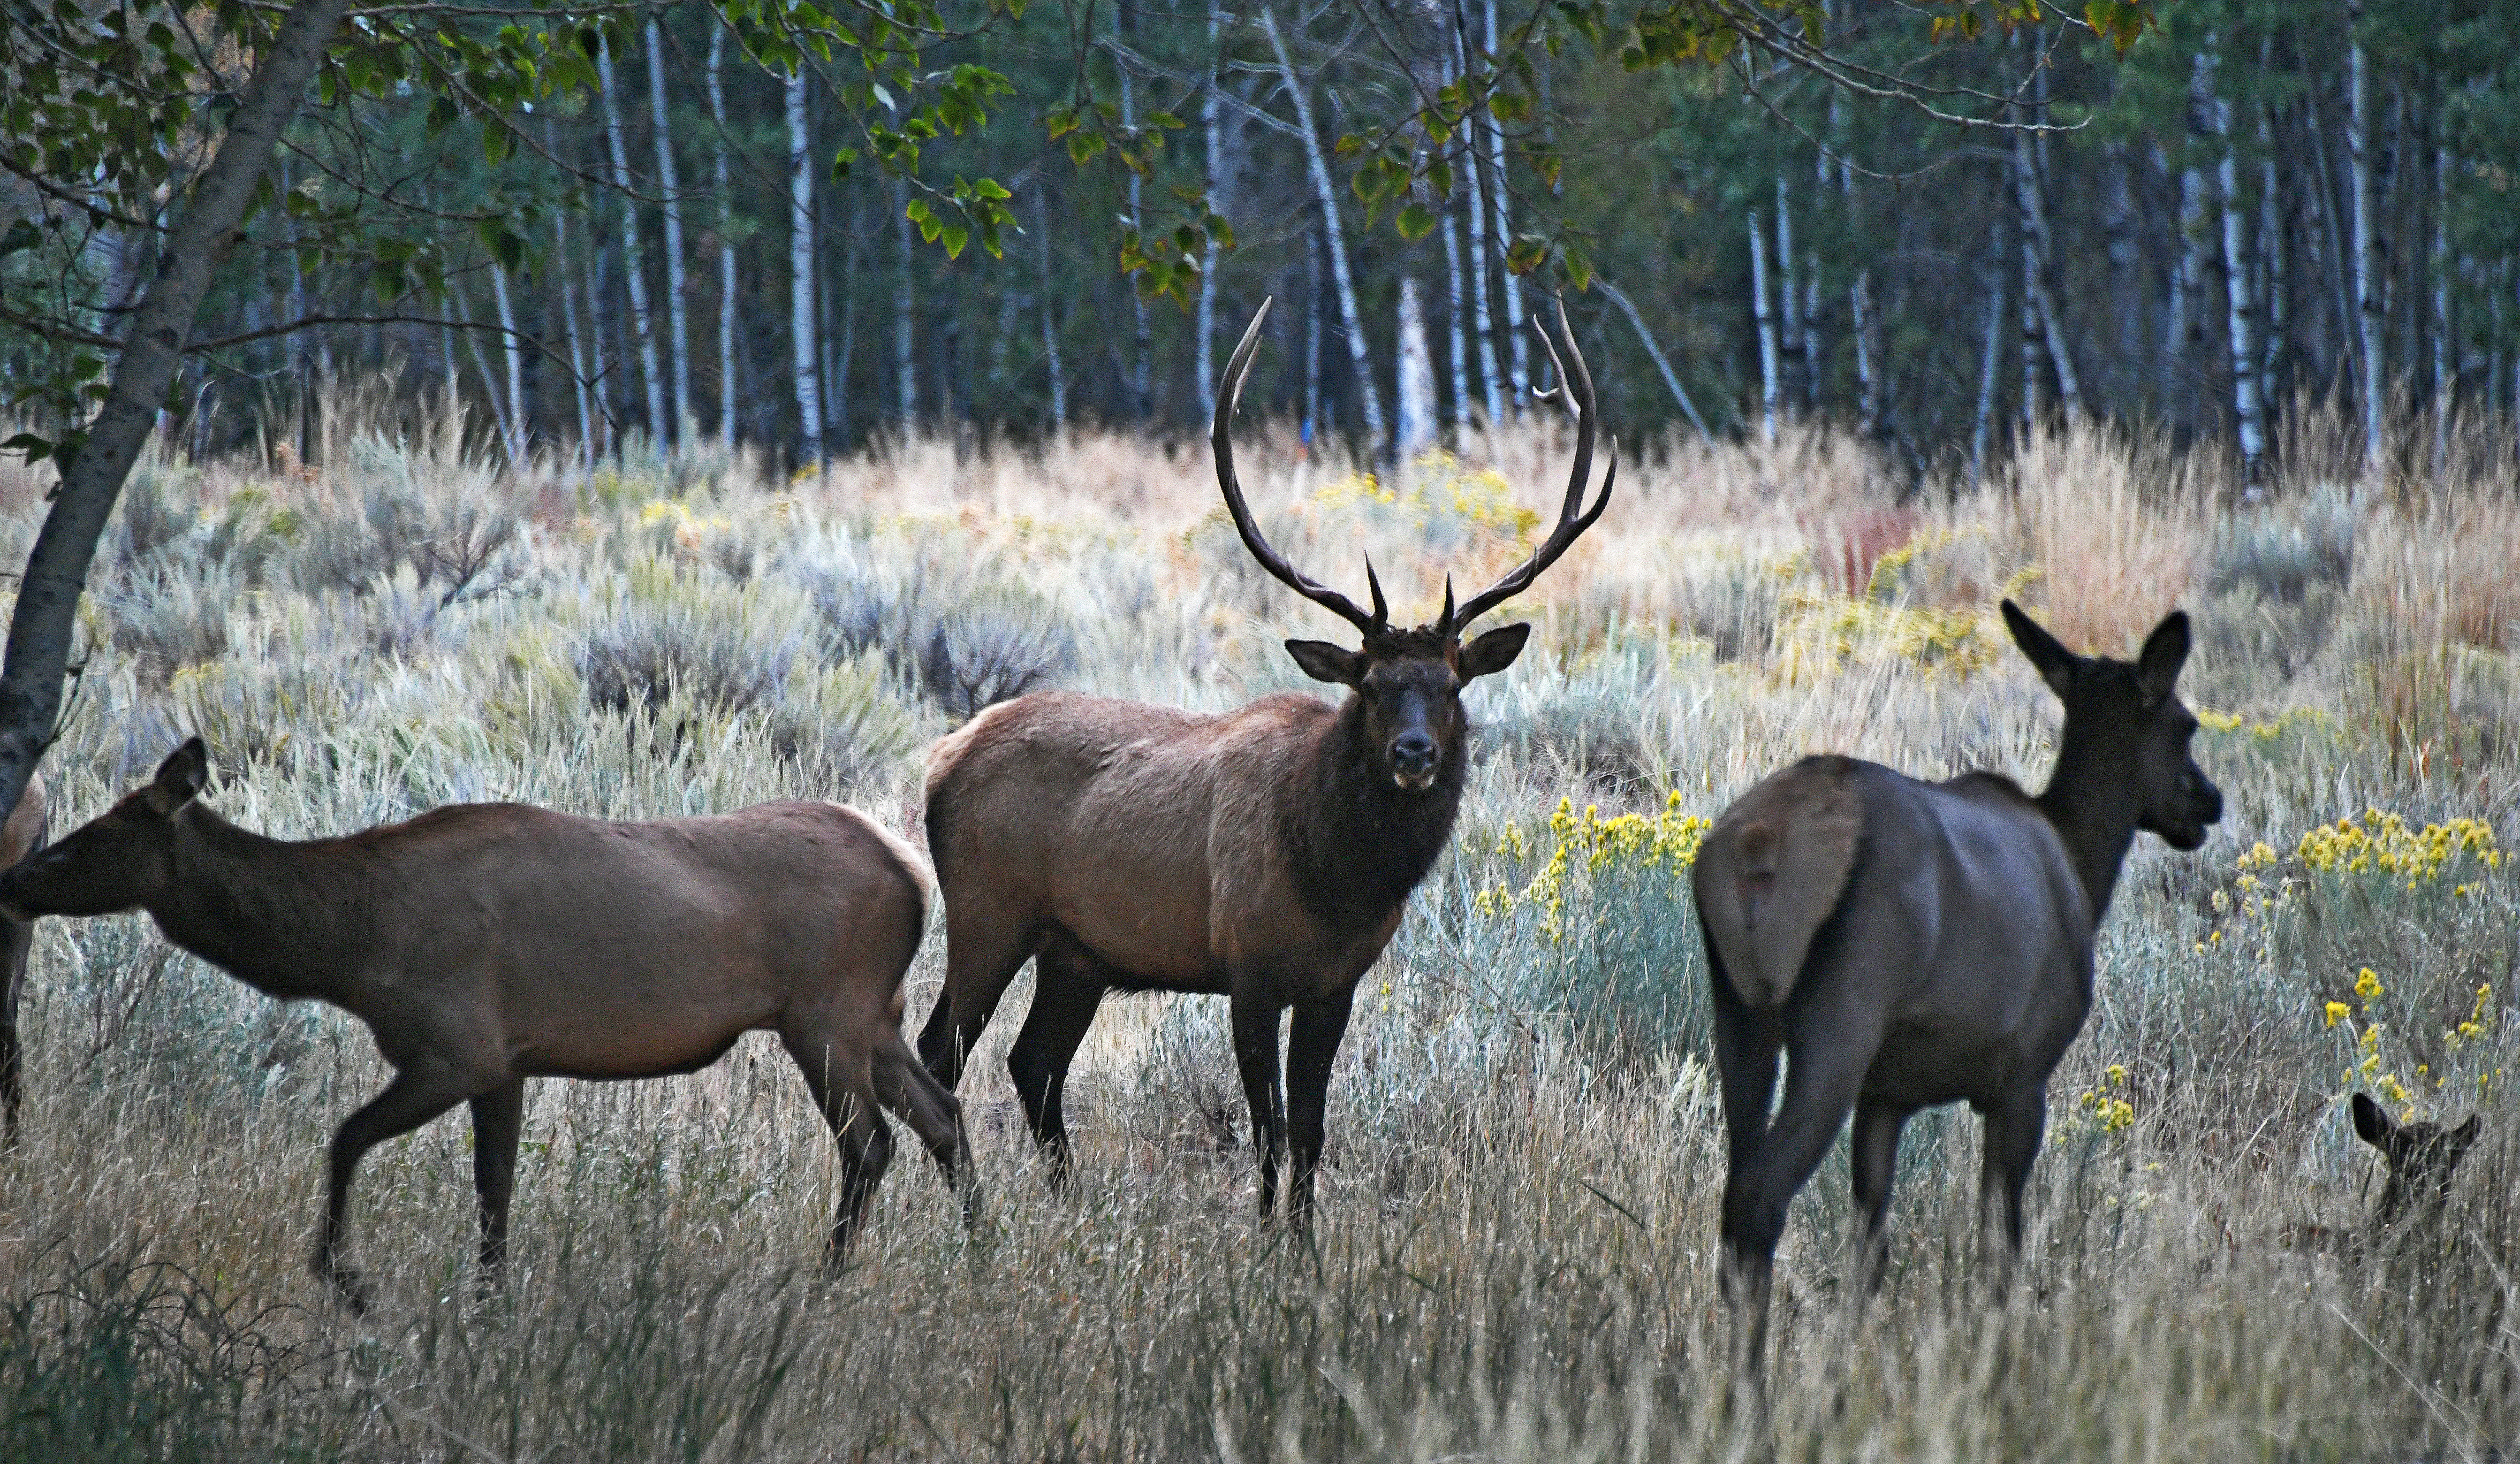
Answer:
[0,405,2513,1460]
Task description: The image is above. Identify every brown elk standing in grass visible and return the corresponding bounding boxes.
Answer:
[0,775,45,1143]
[0,739,971,1312]
[1692,603,2222,1358]
[916,301,1612,1222]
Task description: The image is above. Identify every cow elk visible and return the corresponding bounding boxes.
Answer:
[917,300,1613,1222]
[0,739,971,1312]
[0,775,45,1141]
[1692,603,2221,1357]
[2350,1091,2481,1237]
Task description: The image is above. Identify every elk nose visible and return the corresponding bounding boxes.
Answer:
[1390,731,1439,777]
[2191,768,2224,822]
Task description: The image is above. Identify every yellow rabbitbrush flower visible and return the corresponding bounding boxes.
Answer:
[2295,810,2500,883]
[1472,792,1711,943]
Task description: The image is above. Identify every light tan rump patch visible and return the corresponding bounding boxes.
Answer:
[1692,756,1863,1008]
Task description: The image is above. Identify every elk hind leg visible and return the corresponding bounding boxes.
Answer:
[874,1032,980,1229]
[783,1026,892,1265]
[916,904,1042,1091]
[1005,936,1107,1186]
[1976,1087,2047,1287]
[320,1064,480,1313]
[469,1077,526,1294]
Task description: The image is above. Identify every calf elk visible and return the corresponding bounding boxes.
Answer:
[1693,603,2221,1353]
[918,301,1612,1222]
[0,740,970,1310]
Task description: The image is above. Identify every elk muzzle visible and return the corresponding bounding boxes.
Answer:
[1389,730,1440,790]
[2158,764,2223,850]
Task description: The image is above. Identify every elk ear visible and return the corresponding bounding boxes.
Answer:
[144,737,208,816]
[2001,600,2077,698]
[1459,623,1531,681]
[2136,611,2192,706]
[2350,1091,2393,1149]
[1285,639,1367,687]
[2451,1114,2483,1150]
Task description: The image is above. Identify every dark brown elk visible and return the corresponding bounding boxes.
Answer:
[0,774,46,1141]
[0,739,970,1312]
[2350,1091,2481,1233]
[917,301,1613,1222]
[1692,603,2221,1355]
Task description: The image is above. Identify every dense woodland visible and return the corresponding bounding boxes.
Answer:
[4,0,2518,481]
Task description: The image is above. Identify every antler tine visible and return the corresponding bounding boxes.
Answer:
[1447,302,1613,632]
[1210,300,1386,637]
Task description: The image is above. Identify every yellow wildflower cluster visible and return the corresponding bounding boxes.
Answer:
[1311,453,1542,542]
[2193,706,2339,743]
[1472,792,1711,943]
[2063,1064,2135,1139]
[1775,598,2000,682]
[2295,809,2501,888]
[2326,967,2499,1117]
[638,499,734,555]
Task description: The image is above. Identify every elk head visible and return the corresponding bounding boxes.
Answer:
[2002,602,2223,849]
[1211,300,1613,793]
[0,738,207,919]
[2352,1092,2481,1229]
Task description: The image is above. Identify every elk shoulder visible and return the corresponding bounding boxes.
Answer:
[1693,755,1864,1008]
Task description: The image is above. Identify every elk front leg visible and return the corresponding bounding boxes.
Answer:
[1977,1086,2047,1280]
[320,1064,479,1313]
[1283,986,1355,1229]
[1229,987,1288,1221]
[781,1025,892,1267]
[0,913,29,1145]
[469,1077,525,1293]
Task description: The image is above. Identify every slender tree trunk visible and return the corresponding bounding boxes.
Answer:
[708,25,739,449]
[451,279,515,461]
[1597,279,1710,440]
[1262,2,1384,449]
[1853,270,1881,440]
[2020,209,2045,430]
[1118,8,1152,421]
[0,0,359,815]
[1483,0,1528,409]
[1396,276,1436,457]
[2160,146,2190,384]
[2012,111,2081,417]
[491,263,527,458]
[2303,88,2356,391]
[1776,178,1801,416]
[556,210,596,463]
[2432,136,2454,467]
[599,39,666,442]
[1440,177,1471,432]
[2260,101,2290,414]
[892,176,918,431]
[587,243,618,456]
[1449,45,1501,423]
[1196,0,1226,422]
[2203,45,2266,479]
[1971,253,2008,486]
[1803,267,1823,414]
[2348,4,2387,467]
[1035,191,1067,432]
[784,68,822,470]
[1750,208,1779,445]
[2101,146,2146,401]
[647,19,692,439]
[1303,228,1323,443]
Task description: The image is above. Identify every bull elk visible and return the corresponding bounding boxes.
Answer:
[0,775,45,1141]
[0,739,970,1312]
[1692,603,2221,1353]
[917,300,1613,1222]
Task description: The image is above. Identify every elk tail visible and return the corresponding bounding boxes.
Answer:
[1691,756,1863,1009]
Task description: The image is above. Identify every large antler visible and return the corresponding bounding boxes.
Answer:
[1445,299,1616,634]
[1211,299,1389,637]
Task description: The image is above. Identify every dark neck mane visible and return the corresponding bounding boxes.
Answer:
[1281,695,1466,935]
[2035,716,2144,925]
[153,809,383,1000]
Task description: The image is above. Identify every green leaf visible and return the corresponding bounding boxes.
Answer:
[0,219,40,260]
[0,432,52,464]
[1396,203,1436,241]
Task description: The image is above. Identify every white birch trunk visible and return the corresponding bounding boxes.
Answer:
[1750,208,1779,445]
[491,263,527,459]
[2432,139,2454,467]
[1196,0,1225,422]
[1262,2,1384,449]
[2202,45,2266,478]
[1396,277,1436,458]
[1118,6,1151,420]
[1484,0,1527,409]
[1776,179,1801,415]
[784,69,822,470]
[708,25,738,448]
[2348,5,2387,467]
[586,241,616,456]
[556,210,596,463]
[1853,269,1880,439]
[1440,179,1472,432]
[892,176,917,430]
[1449,44,1502,423]
[646,19,692,440]
[2259,103,2289,410]
[1971,254,2008,486]
[599,41,666,441]
[1035,191,1066,431]
[2012,119,2081,417]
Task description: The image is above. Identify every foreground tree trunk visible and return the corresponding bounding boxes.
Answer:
[0,0,360,821]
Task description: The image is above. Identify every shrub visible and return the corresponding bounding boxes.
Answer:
[577,606,800,721]
[2209,483,2358,603]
